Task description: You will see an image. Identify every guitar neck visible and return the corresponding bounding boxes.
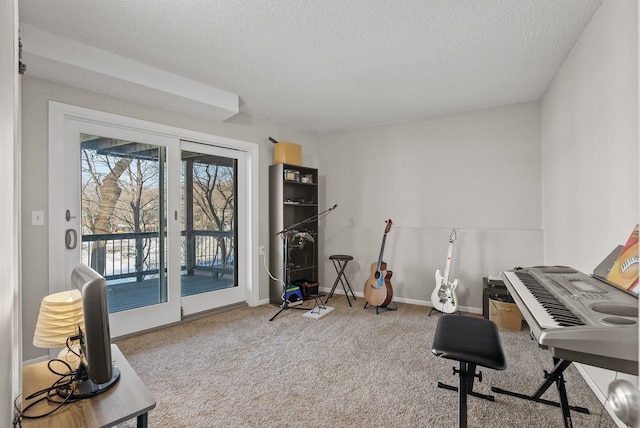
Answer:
[376,234,387,271]
[442,241,454,283]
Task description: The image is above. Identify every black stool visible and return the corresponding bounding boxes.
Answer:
[431,315,506,428]
[325,255,356,306]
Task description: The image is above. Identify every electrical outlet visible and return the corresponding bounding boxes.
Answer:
[259,245,265,255]
[32,211,45,226]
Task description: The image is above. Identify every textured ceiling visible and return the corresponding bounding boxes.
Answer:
[19,0,603,134]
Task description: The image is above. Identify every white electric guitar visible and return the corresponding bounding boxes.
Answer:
[429,228,459,315]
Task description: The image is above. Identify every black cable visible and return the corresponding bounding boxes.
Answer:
[47,358,75,378]
[13,357,77,421]
[66,335,82,359]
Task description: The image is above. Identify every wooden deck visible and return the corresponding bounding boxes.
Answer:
[106,271,235,313]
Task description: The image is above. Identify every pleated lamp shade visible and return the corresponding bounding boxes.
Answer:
[33,289,84,348]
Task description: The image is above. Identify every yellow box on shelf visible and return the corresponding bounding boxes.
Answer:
[273,142,302,166]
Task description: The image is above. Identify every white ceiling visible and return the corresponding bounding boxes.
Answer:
[19,0,603,134]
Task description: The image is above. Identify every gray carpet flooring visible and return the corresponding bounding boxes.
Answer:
[115,297,617,427]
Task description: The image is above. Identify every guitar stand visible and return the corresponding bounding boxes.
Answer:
[491,357,589,428]
[428,306,462,316]
[363,299,397,314]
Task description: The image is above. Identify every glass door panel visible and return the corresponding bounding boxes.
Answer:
[181,149,237,294]
[80,134,168,313]
[60,114,181,338]
[180,141,245,315]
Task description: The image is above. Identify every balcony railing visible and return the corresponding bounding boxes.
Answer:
[81,230,234,282]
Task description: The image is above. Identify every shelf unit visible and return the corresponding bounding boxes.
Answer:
[269,163,319,304]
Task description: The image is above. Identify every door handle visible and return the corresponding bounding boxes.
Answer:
[65,229,77,249]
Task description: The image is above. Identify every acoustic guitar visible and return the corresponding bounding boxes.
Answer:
[430,227,459,314]
[363,219,393,307]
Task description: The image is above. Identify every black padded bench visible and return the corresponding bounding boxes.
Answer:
[431,315,507,428]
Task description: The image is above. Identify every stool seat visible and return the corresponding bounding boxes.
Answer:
[329,254,353,261]
[432,315,506,370]
[432,315,506,428]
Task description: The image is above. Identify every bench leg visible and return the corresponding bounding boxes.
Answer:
[458,361,470,428]
[436,362,496,427]
[325,261,342,303]
[338,267,356,303]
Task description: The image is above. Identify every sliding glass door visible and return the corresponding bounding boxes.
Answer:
[49,103,258,338]
[61,120,181,336]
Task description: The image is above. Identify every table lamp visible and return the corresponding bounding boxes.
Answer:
[33,289,84,364]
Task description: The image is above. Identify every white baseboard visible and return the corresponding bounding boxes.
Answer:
[317,286,482,314]
[22,354,48,368]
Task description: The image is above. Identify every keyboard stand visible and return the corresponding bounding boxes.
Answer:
[491,357,589,428]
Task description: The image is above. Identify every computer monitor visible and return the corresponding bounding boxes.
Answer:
[63,263,120,399]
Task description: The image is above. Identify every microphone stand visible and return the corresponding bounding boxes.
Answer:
[269,204,338,321]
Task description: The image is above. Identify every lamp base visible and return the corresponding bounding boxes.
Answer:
[57,344,82,371]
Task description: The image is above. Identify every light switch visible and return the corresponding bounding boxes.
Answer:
[32,211,45,226]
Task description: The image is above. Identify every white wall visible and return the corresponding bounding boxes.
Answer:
[318,102,544,310]
[542,0,638,271]
[2,0,20,424]
[20,76,319,361]
[541,0,638,421]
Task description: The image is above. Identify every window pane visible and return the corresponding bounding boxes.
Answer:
[181,150,237,296]
[80,134,167,313]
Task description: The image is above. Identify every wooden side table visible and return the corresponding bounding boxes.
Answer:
[22,344,155,428]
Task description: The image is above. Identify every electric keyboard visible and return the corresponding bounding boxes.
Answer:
[502,266,638,375]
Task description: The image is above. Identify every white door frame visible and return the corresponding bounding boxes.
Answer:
[48,101,260,337]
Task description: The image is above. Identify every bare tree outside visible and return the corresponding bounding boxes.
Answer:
[81,137,236,291]
[191,162,235,273]
[115,158,161,281]
[81,144,133,275]
[181,150,236,283]
[81,136,162,279]
[79,136,238,314]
